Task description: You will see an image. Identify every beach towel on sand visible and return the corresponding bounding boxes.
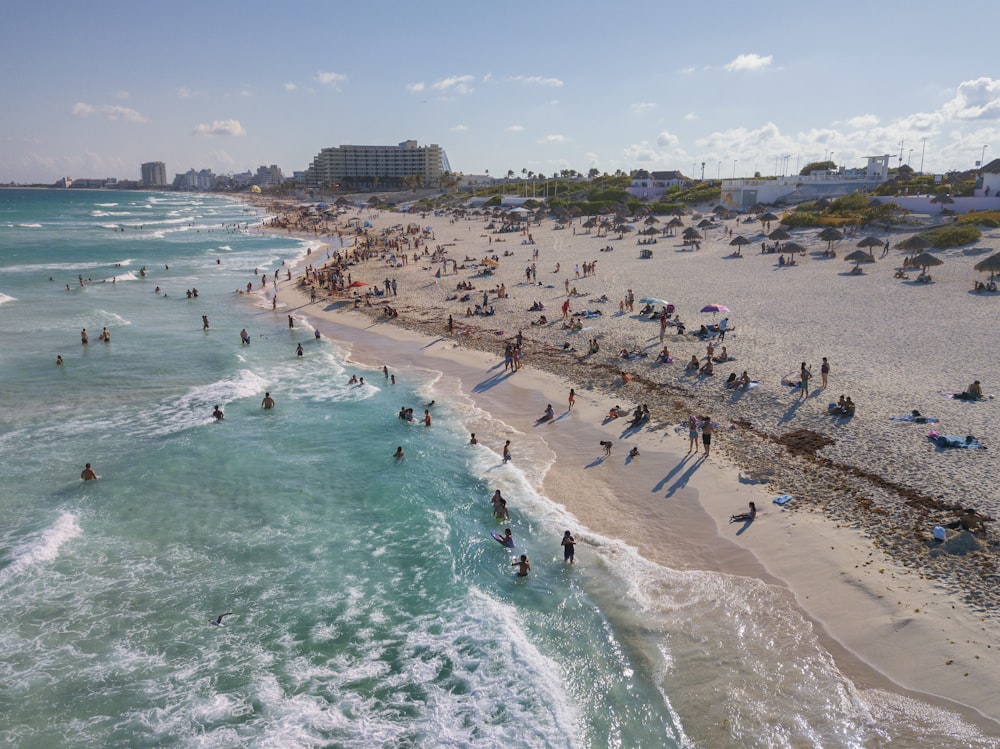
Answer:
[928,433,985,449]
[890,414,938,423]
[773,494,793,505]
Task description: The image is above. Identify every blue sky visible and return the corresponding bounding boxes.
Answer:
[3,0,999,184]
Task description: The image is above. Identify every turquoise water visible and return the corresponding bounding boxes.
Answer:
[0,189,994,748]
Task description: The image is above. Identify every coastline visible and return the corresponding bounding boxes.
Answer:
[262,199,1000,733]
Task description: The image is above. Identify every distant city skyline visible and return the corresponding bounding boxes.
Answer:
[2,1,997,184]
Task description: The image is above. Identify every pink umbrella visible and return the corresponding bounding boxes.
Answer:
[700,304,730,314]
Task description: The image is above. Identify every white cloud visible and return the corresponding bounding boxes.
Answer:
[508,75,564,87]
[432,75,475,95]
[657,130,680,148]
[176,86,201,98]
[506,124,525,132]
[316,71,347,89]
[846,114,880,129]
[631,102,656,114]
[284,82,297,91]
[684,112,698,120]
[112,90,129,100]
[406,82,425,93]
[72,102,148,123]
[483,72,493,83]
[942,77,1000,120]
[678,66,696,75]
[723,53,773,72]
[192,119,246,137]
[542,134,566,143]
[451,124,468,132]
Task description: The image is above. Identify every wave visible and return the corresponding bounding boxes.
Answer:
[0,292,16,305]
[16,223,42,228]
[94,202,119,207]
[3,259,137,274]
[0,512,81,587]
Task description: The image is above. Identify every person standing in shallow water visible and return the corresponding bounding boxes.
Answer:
[261,392,275,409]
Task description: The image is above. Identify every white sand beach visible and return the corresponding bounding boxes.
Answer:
[260,199,1000,731]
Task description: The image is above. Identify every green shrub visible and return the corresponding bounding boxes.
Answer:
[921,224,981,248]
[780,212,820,228]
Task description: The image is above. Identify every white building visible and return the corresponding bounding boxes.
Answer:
[721,155,891,209]
[626,170,688,200]
[302,140,452,189]
[251,164,285,188]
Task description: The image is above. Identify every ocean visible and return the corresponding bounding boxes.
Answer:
[0,189,994,748]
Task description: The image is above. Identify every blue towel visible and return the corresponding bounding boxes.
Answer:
[773,494,793,505]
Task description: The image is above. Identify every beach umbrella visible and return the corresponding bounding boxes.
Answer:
[768,228,791,241]
[817,227,843,248]
[697,218,714,229]
[712,205,727,215]
[644,215,659,225]
[667,217,684,228]
[640,226,659,236]
[857,236,883,250]
[760,212,780,222]
[729,235,751,247]
[781,242,808,255]
[639,297,670,307]
[930,194,955,208]
[909,252,943,271]
[748,203,766,214]
[682,228,702,241]
[974,252,1000,280]
[845,250,875,266]
[896,235,932,253]
[700,304,730,314]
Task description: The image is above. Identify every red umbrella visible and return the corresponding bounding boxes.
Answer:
[347,280,369,288]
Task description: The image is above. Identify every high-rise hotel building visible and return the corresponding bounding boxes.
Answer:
[302,140,451,189]
[140,161,167,187]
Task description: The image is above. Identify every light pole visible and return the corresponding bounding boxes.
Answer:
[919,138,927,174]
[717,161,721,180]
[908,149,913,166]
[732,159,738,179]
[981,145,989,167]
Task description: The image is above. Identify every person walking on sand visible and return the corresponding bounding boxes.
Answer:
[568,388,575,411]
[562,531,576,564]
[798,362,811,399]
[820,357,830,388]
[701,416,714,457]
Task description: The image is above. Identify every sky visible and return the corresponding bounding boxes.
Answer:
[3,0,999,184]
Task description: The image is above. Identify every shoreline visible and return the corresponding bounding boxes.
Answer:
[260,198,1000,733]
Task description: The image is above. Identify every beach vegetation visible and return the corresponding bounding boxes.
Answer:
[957,210,1000,228]
[799,160,836,176]
[920,224,981,248]
[669,181,722,205]
[780,212,821,228]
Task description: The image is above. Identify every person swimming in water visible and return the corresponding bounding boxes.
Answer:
[511,554,530,577]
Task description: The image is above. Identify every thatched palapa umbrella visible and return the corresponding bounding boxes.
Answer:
[845,249,876,268]
[974,252,1000,280]
[896,235,932,253]
[728,234,751,256]
[818,227,843,249]
[768,228,791,241]
[781,242,808,255]
[909,253,943,272]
